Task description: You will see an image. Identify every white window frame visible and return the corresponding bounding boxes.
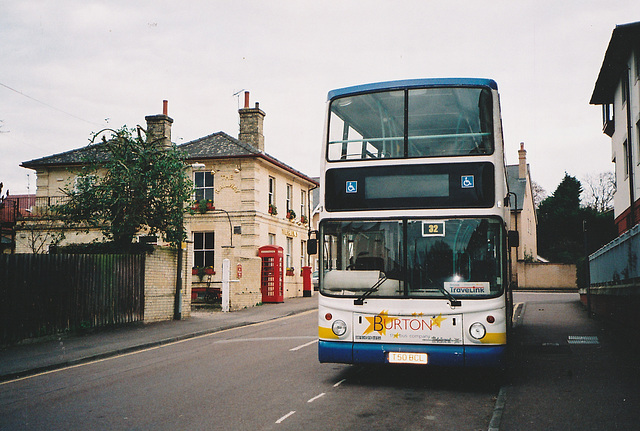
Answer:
[286,237,293,270]
[269,177,275,206]
[193,231,215,268]
[300,190,307,218]
[286,184,293,212]
[194,171,214,202]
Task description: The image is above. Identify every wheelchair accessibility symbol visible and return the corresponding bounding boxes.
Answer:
[461,175,474,188]
[346,181,358,193]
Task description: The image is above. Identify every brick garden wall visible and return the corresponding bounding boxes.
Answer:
[144,245,192,322]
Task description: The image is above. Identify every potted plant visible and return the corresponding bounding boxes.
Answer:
[286,209,296,221]
[192,266,206,281]
[268,204,278,216]
[286,267,295,276]
[204,266,215,275]
[194,199,215,214]
[300,214,308,225]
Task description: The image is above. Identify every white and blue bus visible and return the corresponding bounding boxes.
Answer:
[312,78,514,368]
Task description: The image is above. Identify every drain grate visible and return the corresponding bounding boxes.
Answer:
[567,335,599,345]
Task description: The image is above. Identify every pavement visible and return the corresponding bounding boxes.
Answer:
[498,292,640,430]
[0,295,318,383]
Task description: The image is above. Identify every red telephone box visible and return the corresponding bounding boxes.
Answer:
[259,245,284,303]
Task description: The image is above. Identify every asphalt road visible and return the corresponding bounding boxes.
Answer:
[4,292,637,430]
[0,309,498,431]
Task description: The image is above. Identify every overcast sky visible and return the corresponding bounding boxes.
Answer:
[1,1,638,197]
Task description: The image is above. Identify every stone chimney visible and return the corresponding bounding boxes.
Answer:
[145,100,173,149]
[238,91,265,152]
[518,142,527,179]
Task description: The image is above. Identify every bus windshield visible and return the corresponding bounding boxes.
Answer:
[320,218,504,299]
[328,87,493,160]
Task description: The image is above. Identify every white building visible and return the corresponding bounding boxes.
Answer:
[587,21,640,326]
[590,21,640,235]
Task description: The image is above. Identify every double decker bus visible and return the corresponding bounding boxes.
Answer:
[312,78,514,368]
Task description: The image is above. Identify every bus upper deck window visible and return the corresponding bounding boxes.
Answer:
[408,87,494,157]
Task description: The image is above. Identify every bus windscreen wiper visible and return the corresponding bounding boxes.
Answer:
[354,275,388,305]
[438,285,461,307]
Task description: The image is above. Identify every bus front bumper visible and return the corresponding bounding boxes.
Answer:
[318,340,505,368]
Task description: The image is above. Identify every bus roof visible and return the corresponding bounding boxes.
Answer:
[327,78,498,100]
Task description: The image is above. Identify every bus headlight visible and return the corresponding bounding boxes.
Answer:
[332,320,347,337]
[469,322,486,340]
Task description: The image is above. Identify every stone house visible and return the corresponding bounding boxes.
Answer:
[506,142,542,289]
[18,93,318,309]
[506,142,538,263]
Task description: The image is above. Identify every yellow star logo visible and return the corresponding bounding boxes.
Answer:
[393,333,400,339]
[363,310,397,336]
[430,314,447,328]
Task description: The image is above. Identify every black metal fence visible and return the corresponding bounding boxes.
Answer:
[0,253,145,345]
[0,195,70,224]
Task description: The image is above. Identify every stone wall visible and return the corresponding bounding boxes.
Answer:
[515,261,577,290]
[219,247,262,310]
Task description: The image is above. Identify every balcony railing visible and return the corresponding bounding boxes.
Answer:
[0,196,70,223]
[590,223,640,285]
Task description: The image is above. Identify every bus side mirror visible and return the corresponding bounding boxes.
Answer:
[307,239,317,255]
[508,230,519,248]
[307,231,318,255]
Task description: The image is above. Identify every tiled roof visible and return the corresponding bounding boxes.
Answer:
[506,165,527,211]
[21,143,111,168]
[591,21,640,105]
[21,131,318,186]
[177,131,260,158]
[177,132,317,184]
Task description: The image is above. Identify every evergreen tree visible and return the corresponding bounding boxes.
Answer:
[538,173,616,265]
[537,174,584,263]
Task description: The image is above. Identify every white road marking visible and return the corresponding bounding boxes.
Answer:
[333,379,346,387]
[289,339,318,351]
[307,393,325,403]
[567,335,599,345]
[216,336,314,344]
[276,410,296,424]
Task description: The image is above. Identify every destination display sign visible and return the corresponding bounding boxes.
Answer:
[444,281,490,296]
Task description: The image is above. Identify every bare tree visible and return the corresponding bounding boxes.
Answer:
[531,181,547,209]
[19,219,65,254]
[582,171,615,212]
